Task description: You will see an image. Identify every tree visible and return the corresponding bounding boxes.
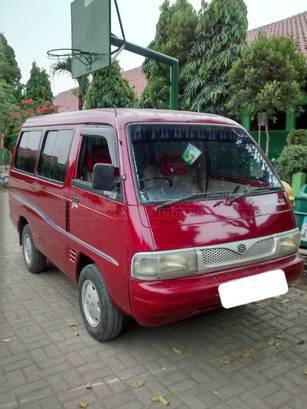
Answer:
[227,35,307,154]
[276,145,307,183]
[85,61,135,109]
[0,33,21,97]
[0,81,17,147]
[52,57,89,110]
[182,0,248,114]
[25,62,53,102]
[140,0,198,109]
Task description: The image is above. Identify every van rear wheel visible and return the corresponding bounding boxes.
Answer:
[78,264,123,342]
[22,225,47,274]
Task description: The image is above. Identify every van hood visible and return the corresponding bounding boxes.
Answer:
[141,192,296,251]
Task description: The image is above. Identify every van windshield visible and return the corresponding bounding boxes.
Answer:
[129,124,281,204]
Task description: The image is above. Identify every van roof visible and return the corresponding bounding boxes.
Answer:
[23,108,241,128]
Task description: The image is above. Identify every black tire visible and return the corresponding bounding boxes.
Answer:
[22,224,47,274]
[78,264,123,341]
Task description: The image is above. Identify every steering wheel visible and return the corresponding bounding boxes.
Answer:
[139,176,173,188]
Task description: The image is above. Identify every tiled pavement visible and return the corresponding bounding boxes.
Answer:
[0,190,307,409]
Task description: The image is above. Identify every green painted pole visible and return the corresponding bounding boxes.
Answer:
[111,35,179,109]
[286,107,295,131]
[241,112,251,131]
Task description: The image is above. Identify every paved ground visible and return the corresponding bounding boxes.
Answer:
[1,190,307,409]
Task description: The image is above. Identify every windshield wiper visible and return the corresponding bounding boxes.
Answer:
[227,186,282,205]
[154,186,282,211]
[213,185,240,207]
[154,191,228,211]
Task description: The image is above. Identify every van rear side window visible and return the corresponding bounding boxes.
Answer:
[38,129,73,183]
[14,131,42,173]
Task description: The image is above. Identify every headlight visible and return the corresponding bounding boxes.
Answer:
[281,181,295,206]
[276,230,300,257]
[132,249,198,280]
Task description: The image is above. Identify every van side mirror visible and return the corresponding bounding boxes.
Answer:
[92,163,115,191]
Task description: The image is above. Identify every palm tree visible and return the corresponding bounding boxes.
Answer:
[52,57,89,110]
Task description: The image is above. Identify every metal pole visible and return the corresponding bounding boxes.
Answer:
[111,35,179,110]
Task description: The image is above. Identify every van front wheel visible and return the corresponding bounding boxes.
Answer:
[22,225,46,274]
[78,264,123,341]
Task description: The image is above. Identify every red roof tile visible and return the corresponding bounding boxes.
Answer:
[247,11,307,54]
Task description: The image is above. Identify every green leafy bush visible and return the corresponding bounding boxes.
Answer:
[276,145,307,183]
[85,61,135,109]
[287,129,307,145]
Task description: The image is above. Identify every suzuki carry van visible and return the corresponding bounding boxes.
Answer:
[9,109,304,341]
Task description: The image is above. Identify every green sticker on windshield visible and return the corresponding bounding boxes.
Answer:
[182,143,202,165]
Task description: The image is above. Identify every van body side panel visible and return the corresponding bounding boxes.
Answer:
[30,178,71,273]
[9,172,45,252]
[65,122,131,315]
[69,187,130,313]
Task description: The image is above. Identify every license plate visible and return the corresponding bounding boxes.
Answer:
[218,269,288,309]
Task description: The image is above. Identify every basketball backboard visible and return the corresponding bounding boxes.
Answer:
[71,0,111,78]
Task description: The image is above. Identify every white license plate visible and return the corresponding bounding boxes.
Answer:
[218,269,288,309]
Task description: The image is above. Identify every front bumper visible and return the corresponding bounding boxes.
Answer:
[130,253,304,326]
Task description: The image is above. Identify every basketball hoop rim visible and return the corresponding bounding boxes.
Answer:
[47,48,92,58]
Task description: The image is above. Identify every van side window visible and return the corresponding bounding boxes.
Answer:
[74,134,122,202]
[14,131,42,173]
[38,129,73,183]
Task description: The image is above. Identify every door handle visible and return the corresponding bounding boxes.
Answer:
[71,195,80,208]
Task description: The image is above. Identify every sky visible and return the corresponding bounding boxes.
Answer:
[1,0,307,96]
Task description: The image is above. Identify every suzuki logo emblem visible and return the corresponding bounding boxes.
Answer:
[237,244,246,253]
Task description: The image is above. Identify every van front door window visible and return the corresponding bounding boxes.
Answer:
[76,134,122,201]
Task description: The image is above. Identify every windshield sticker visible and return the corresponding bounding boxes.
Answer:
[182,143,202,165]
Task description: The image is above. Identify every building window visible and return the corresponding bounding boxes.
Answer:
[14,131,42,173]
[38,129,73,183]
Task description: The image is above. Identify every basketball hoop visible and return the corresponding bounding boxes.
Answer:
[47,48,93,68]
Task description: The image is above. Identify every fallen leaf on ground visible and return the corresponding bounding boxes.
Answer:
[304,370,307,376]
[279,298,290,304]
[75,332,80,337]
[79,401,89,408]
[0,338,11,343]
[275,335,285,340]
[130,380,145,388]
[151,395,170,406]
[171,346,183,354]
[297,340,305,346]
[217,356,233,365]
[212,389,219,395]
[68,319,79,327]
[85,382,92,390]
[240,350,252,359]
[268,338,280,348]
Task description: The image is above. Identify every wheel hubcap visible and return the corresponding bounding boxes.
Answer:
[23,234,32,265]
[81,280,101,327]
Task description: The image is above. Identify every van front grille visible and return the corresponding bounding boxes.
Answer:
[200,237,275,269]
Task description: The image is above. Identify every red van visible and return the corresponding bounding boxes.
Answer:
[9,109,304,341]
